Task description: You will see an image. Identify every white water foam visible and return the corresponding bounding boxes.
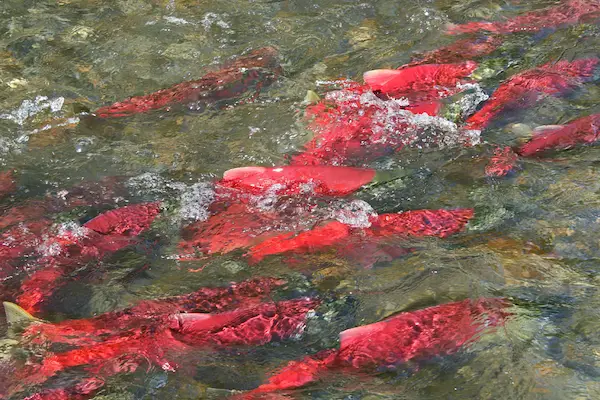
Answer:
[335,89,474,150]
[329,199,377,228]
[201,13,231,31]
[456,82,489,118]
[127,173,216,223]
[0,96,65,126]
[179,182,216,222]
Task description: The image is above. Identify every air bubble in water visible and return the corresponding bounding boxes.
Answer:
[74,137,94,153]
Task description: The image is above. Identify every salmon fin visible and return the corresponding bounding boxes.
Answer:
[304,90,321,104]
[3,301,43,326]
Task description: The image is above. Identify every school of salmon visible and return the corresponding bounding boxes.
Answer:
[1,1,600,398]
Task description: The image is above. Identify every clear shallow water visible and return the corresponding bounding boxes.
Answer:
[0,0,600,399]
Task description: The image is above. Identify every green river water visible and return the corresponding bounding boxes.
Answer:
[1,0,600,399]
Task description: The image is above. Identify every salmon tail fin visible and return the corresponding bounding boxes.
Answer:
[3,301,43,326]
[304,90,321,104]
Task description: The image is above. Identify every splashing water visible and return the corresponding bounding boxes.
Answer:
[0,96,64,126]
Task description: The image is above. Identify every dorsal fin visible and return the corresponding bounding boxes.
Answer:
[3,302,42,326]
[304,90,321,104]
